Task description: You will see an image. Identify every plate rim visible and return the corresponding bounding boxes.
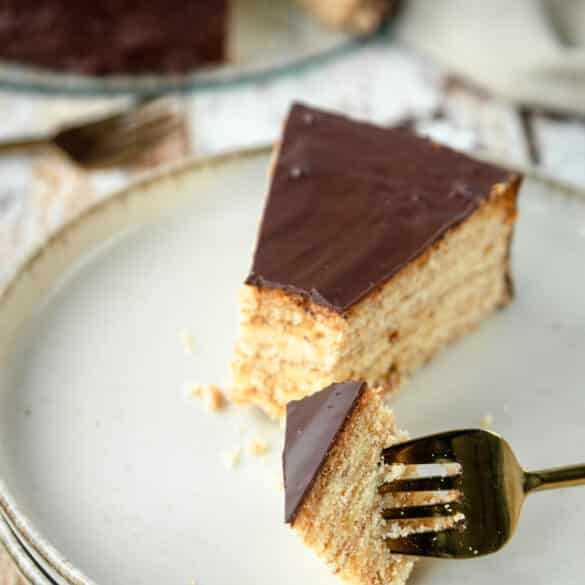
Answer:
[1,145,584,585]
[0,514,60,585]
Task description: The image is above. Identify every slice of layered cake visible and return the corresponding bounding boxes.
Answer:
[284,381,414,585]
[231,103,522,418]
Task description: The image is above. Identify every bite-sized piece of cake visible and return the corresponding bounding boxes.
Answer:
[0,1,228,75]
[284,381,413,585]
[297,0,398,33]
[230,102,522,418]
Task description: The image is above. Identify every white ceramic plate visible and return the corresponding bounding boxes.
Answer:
[0,0,373,96]
[1,147,585,585]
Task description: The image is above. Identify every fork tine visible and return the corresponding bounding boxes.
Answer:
[57,99,176,142]
[120,117,182,145]
[87,110,180,144]
[85,118,182,156]
[382,430,469,465]
[385,527,467,558]
[113,110,180,134]
[379,475,461,494]
[382,502,464,520]
[57,105,150,138]
[79,119,182,165]
[114,100,180,128]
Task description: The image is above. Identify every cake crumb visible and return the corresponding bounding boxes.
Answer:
[384,524,413,539]
[181,331,195,354]
[224,447,242,469]
[442,462,462,476]
[480,413,494,429]
[396,429,410,442]
[190,384,226,412]
[205,385,226,411]
[190,384,204,399]
[383,463,406,483]
[247,438,270,456]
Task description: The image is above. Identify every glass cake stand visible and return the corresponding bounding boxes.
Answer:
[0,0,391,97]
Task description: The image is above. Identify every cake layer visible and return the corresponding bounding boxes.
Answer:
[287,382,414,585]
[231,178,518,417]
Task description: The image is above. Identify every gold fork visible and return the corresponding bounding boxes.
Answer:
[0,98,182,169]
[380,429,585,558]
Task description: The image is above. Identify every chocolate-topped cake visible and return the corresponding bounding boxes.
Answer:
[0,1,395,75]
[0,0,227,75]
[284,381,414,585]
[231,102,521,417]
[284,381,366,524]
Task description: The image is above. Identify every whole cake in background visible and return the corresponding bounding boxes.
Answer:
[0,1,228,74]
[230,102,522,418]
[0,0,396,75]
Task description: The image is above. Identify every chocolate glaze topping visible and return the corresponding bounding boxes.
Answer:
[247,103,518,313]
[0,1,227,75]
[283,381,366,524]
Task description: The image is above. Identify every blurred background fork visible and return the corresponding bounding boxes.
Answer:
[0,98,183,169]
[380,429,585,559]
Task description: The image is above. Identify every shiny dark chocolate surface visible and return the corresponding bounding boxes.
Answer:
[283,381,365,524]
[247,103,516,313]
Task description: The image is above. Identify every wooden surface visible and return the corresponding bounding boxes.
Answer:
[1,41,585,583]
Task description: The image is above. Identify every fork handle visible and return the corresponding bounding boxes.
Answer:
[0,136,51,155]
[525,464,585,493]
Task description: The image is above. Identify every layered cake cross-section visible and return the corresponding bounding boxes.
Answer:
[284,381,414,585]
[231,103,522,418]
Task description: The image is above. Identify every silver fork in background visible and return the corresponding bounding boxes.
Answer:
[380,429,585,558]
[0,98,183,169]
